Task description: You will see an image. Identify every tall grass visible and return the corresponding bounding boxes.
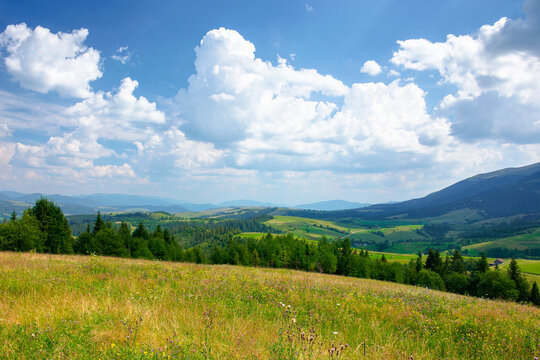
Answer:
[0,251,538,359]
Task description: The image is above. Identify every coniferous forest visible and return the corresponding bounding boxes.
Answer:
[1,198,539,307]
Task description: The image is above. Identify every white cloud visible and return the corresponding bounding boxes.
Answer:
[9,77,168,180]
[391,5,540,143]
[66,77,165,142]
[91,164,136,178]
[360,60,382,76]
[0,122,10,138]
[305,4,314,12]
[1,23,538,203]
[176,28,348,146]
[133,127,223,172]
[112,46,131,64]
[174,28,456,174]
[0,23,102,98]
[0,90,75,137]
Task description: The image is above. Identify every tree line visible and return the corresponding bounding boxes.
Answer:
[1,198,538,306]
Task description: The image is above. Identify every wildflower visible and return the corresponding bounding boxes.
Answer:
[332,331,339,335]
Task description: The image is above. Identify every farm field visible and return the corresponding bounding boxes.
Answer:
[365,251,417,263]
[0,252,538,359]
[264,216,425,244]
[264,216,357,239]
[462,228,540,255]
[499,259,540,283]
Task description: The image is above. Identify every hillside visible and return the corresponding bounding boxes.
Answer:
[0,252,538,359]
[293,200,370,211]
[285,162,540,221]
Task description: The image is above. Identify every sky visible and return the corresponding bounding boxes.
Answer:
[0,0,539,205]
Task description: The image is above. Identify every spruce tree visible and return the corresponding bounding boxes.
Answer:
[425,249,442,274]
[415,250,423,273]
[507,258,530,302]
[30,197,72,254]
[93,211,105,234]
[450,249,465,274]
[530,282,540,306]
[476,252,489,273]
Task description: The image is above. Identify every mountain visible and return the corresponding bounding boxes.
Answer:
[2,162,539,220]
[285,162,540,221]
[368,162,540,219]
[218,200,282,207]
[75,193,178,207]
[294,200,370,211]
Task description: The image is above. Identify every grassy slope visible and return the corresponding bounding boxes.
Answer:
[264,216,424,244]
[463,228,540,254]
[1,252,538,360]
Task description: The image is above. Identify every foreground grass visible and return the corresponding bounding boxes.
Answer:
[0,252,538,359]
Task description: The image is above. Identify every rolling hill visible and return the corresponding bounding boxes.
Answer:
[293,200,370,211]
[0,252,537,359]
[286,162,540,222]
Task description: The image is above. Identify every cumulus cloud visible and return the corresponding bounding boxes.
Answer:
[360,60,382,76]
[112,46,131,64]
[2,22,538,202]
[176,28,347,147]
[391,3,540,143]
[305,4,314,12]
[0,23,102,98]
[172,28,457,174]
[9,77,167,180]
[66,77,165,142]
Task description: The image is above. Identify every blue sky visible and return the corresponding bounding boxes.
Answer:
[0,0,538,205]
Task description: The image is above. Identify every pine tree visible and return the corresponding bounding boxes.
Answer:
[450,249,465,274]
[252,249,260,267]
[530,282,540,306]
[507,258,530,302]
[476,252,489,273]
[93,211,105,234]
[425,249,442,274]
[415,250,423,273]
[30,197,72,254]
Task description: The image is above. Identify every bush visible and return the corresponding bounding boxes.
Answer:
[416,269,445,290]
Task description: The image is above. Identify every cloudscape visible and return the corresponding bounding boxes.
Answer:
[0,0,538,204]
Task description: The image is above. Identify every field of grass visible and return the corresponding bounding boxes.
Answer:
[237,232,267,239]
[463,228,540,254]
[367,251,417,263]
[0,252,538,359]
[264,216,356,239]
[265,216,425,244]
[498,258,540,281]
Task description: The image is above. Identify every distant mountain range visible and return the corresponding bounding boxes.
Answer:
[2,161,539,221]
[286,162,540,221]
[293,200,370,211]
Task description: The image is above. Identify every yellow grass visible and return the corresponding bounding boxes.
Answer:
[0,251,538,359]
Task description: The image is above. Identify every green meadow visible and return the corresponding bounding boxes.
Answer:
[263,216,424,244]
[1,252,538,359]
[463,228,540,255]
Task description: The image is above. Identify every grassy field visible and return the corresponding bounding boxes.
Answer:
[264,216,356,239]
[0,252,538,359]
[264,216,425,244]
[462,228,540,255]
[366,251,417,263]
